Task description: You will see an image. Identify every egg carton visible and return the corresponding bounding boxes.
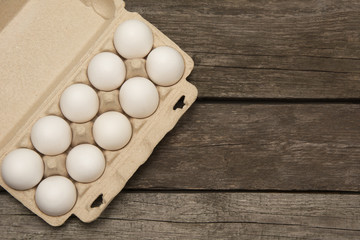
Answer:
[0,0,197,226]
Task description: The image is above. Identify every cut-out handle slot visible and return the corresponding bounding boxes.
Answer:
[91,194,104,208]
[173,95,185,110]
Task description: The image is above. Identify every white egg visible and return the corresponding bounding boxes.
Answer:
[146,46,185,86]
[60,84,99,123]
[93,111,132,150]
[1,148,44,191]
[66,144,105,183]
[31,116,72,155]
[87,52,126,91]
[119,77,159,118]
[114,19,153,59]
[35,176,77,216]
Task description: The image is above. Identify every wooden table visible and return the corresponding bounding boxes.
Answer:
[1,0,360,239]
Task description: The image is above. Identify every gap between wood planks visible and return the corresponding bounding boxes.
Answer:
[122,189,360,195]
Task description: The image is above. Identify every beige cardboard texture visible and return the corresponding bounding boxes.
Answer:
[0,0,197,226]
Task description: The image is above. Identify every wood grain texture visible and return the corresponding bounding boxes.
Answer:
[126,0,360,98]
[1,0,360,238]
[125,102,360,191]
[0,191,359,239]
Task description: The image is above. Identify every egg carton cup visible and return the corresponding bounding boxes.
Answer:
[0,0,197,226]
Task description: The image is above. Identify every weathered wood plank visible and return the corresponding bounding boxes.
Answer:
[0,192,359,239]
[125,102,360,191]
[190,57,360,99]
[126,0,360,98]
[128,0,360,57]
[1,103,359,191]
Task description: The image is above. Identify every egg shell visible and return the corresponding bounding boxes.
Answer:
[30,116,72,156]
[114,19,153,59]
[1,148,44,191]
[35,176,77,217]
[119,77,159,118]
[93,111,132,150]
[146,46,185,86]
[66,144,105,183]
[87,52,126,91]
[60,84,99,123]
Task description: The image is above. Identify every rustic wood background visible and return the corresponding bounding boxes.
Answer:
[2,0,360,239]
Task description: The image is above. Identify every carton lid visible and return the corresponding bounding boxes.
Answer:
[0,0,122,148]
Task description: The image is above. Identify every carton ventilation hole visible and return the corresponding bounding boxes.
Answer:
[91,194,103,208]
[173,96,185,110]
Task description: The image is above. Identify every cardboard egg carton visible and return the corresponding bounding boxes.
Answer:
[0,0,197,226]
